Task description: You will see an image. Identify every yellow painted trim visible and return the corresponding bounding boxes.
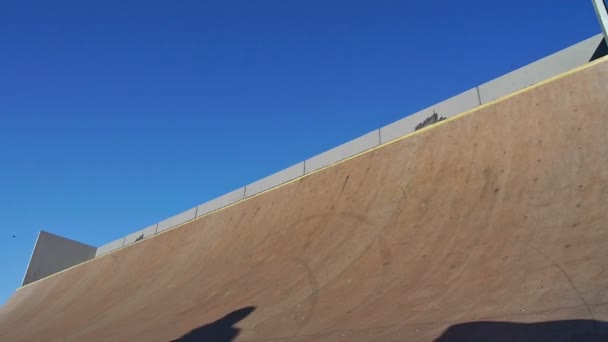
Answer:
[17,55,608,291]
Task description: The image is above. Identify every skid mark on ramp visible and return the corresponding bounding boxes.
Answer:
[292,259,320,327]
[512,236,594,319]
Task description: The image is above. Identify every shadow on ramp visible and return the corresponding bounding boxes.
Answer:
[435,319,608,342]
[170,306,256,342]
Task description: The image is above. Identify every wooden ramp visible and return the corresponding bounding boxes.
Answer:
[1,58,608,342]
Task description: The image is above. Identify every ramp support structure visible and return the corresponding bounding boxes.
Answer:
[593,0,608,40]
[22,231,96,286]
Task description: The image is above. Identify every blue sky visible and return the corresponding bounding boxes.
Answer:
[0,1,602,305]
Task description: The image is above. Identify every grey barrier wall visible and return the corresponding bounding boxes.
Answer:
[23,231,96,285]
[380,34,606,143]
[89,33,608,259]
[478,34,605,104]
[95,237,125,257]
[196,187,245,217]
[380,87,481,144]
[156,207,197,233]
[20,34,606,286]
[124,224,158,246]
[305,130,380,174]
[245,162,305,198]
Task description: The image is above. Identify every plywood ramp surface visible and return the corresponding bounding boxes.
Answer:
[1,58,608,341]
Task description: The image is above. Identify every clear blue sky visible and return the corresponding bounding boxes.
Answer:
[0,1,602,305]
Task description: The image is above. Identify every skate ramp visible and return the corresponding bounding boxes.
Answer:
[1,58,608,341]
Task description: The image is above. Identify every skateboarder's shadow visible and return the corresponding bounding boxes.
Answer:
[171,306,255,342]
[435,319,608,341]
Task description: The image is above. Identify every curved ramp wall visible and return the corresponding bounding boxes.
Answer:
[21,33,607,286]
[2,56,608,341]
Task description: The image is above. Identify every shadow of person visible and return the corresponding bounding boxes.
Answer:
[435,319,608,342]
[171,306,256,342]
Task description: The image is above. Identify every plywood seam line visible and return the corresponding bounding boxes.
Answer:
[16,55,608,291]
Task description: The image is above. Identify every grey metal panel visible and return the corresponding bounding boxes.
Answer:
[244,162,305,198]
[478,34,604,104]
[433,87,481,119]
[156,207,197,233]
[23,231,96,285]
[592,0,608,40]
[305,130,380,174]
[380,88,480,144]
[379,114,421,145]
[196,187,245,218]
[95,237,125,257]
[123,224,158,246]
